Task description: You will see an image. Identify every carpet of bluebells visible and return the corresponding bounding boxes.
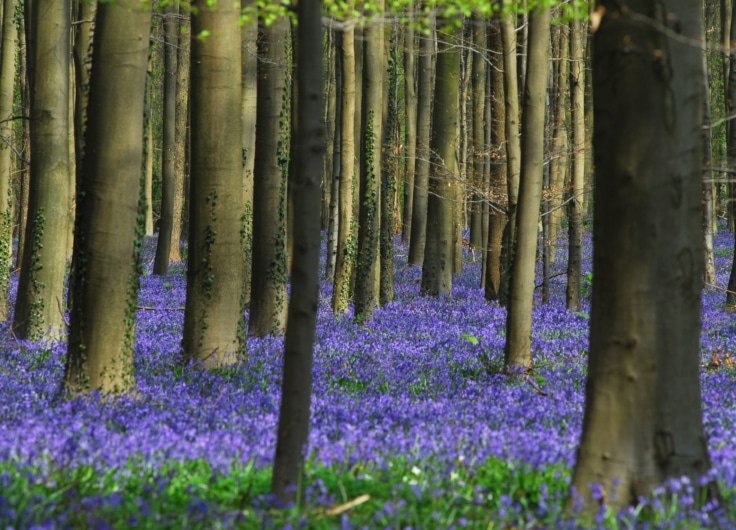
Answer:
[1,228,736,528]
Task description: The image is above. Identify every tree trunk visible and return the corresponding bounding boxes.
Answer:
[420,24,460,297]
[567,15,586,311]
[702,7,717,287]
[332,13,356,315]
[322,28,336,233]
[407,14,434,266]
[485,16,506,301]
[65,0,151,394]
[402,14,417,245]
[249,17,289,336]
[325,28,341,284]
[726,0,736,304]
[271,0,323,503]
[498,3,521,306]
[353,4,383,322]
[0,0,18,321]
[182,0,245,367]
[469,15,486,253]
[380,25,398,306]
[569,0,717,510]
[504,3,550,372]
[241,2,256,306]
[171,8,189,264]
[153,4,179,275]
[14,0,72,341]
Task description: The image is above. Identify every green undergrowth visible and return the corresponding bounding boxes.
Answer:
[0,455,571,528]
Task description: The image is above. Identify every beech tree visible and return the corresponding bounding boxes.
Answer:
[570,0,716,510]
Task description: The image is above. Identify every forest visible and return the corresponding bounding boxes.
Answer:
[1,0,735,527]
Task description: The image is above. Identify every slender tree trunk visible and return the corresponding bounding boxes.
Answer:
[182,0,245,367]
[380,25,398,305]
[72,0,95,198]
[144,58,155,236]
[65,0,151,394]
[14,0,72,340]
[498,4,521,306]
[420,24,460,297]
[271,0,323,503]
[408,14,434,265]
[153,4,179,275]
[726,0,736,303]
[469,15,486,253]
[0,0,18,320]
[249,17,289,335]
[504,3,550,371]
[322,28,336,232]
[567,15,586,311]
[569,0,717,510]
[703,8,717,287]
[325,28,341,284]
[171,9,189,264]
[485,16,506,301]
[353,4,383,321]
[332,14,356,314]
[15,12,28,271]
[241,2,257,306]
[402,14,417,245]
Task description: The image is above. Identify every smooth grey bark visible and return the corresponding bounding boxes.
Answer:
[504,3,550,371]
[0,0,17,320]
[241,2,256,306]
[153,4,179,275]
[702,9,717,287]
[332,14,356,315]
[402,14,417,245]
[14,0,72,341]
[182,0,245,367]
[570,0,716,510]
[65,0,151,394]
[271,0,323,504]
[420,25,460,297]
[249,17,289,336]
[408,14,434,265]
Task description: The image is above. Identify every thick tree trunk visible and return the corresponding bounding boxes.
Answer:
[332,15,356,315]
[567,15,586,311]
[249,17,289,336]
[420,25,460,297]
[271,0,323,504]
[14,0,72,341]
[570,0,716,510]
[504,3,550,372]
[353,5,383,322]
[0,0,18,320]
[182,0,245,367]
[153,4,179,275]
[65,0,151,394]
[408,15,434,265]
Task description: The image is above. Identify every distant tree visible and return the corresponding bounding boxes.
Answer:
[14,0,72,340]
[271,0,323,503]
[153,2,180,275]
[420,23,461,297]
[241,0,257,307]
[401,10,417,245]
[504,2,550,372]
[569,0,717,510]
[172,7,190,264]
[65,0,151,394]
[249,16,290,336]
[407,13,434,266]
[182,0,245,368]
[469,14,486,252]
[0,0,18,321]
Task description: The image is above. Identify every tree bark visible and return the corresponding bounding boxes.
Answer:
[332,13,356,315]
[469,15,486,253]
[408,14,434,266]
[65,0,151,394]
[0,0,18,321]
[570,0,716,510]
[153,4,179,275]
[420,24,460,297]
[402,14,417,245]
[182,0,245,367]
[249,17,289,336]
[271,0,323,503]
[14,0,72,341]
[241,2,256,306]
[504,3,550,372]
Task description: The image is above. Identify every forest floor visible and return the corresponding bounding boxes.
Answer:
[1,228,736,528]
